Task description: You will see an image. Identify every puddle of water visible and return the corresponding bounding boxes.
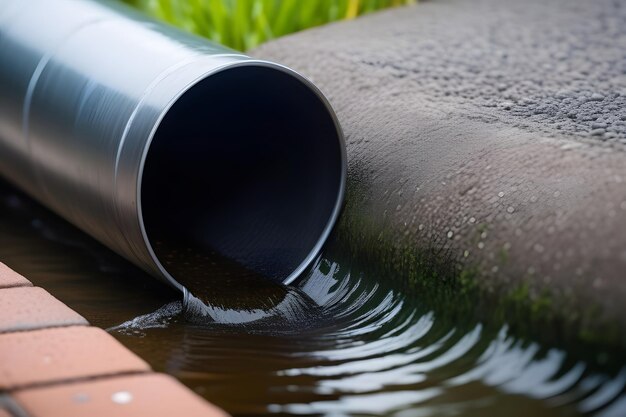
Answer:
[0,178,624,417]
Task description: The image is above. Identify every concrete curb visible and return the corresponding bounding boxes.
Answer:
[253,0,626,347]
[0,262,228,417]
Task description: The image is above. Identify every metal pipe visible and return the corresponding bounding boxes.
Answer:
[0,0,346,291]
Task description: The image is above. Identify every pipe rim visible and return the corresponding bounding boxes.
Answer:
[136,59,346,291]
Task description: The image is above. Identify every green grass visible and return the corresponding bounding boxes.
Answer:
[124,0,415,51]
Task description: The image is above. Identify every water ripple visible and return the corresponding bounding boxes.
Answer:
[108,255,626,417]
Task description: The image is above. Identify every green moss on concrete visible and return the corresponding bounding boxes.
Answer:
[332,176,626,369]
[498,247,509,265]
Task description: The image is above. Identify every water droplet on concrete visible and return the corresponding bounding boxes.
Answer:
[589,93,605,101]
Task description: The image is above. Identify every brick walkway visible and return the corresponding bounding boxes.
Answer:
[0,263,227,417]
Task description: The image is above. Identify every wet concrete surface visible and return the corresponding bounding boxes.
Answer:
[253,0,626,341]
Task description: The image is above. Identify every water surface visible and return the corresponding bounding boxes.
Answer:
[0,179,624,417]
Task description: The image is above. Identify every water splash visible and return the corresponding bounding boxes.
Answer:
[107,301,182,336]
[182,285,324,331]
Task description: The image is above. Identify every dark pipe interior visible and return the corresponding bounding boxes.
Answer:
[141,65,343,287]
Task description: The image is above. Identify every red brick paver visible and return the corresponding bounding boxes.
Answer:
[0,326,150,390]
[14,373,227,417]
[0,263,228,417]
[0,263,31,289]
[0,287,87,333]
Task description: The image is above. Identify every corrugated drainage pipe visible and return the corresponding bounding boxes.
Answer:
[0,0,346,291]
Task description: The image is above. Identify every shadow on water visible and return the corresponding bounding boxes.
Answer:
[0,178,625,417]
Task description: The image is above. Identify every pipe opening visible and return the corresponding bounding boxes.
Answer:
[141,64,344,289]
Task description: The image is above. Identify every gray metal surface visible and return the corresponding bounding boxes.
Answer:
[0,0,346,291]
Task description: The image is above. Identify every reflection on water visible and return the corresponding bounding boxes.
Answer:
[0,179,625,417]
[153,243,325,329]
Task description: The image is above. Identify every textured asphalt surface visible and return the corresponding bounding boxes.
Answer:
[254,0,626,338]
